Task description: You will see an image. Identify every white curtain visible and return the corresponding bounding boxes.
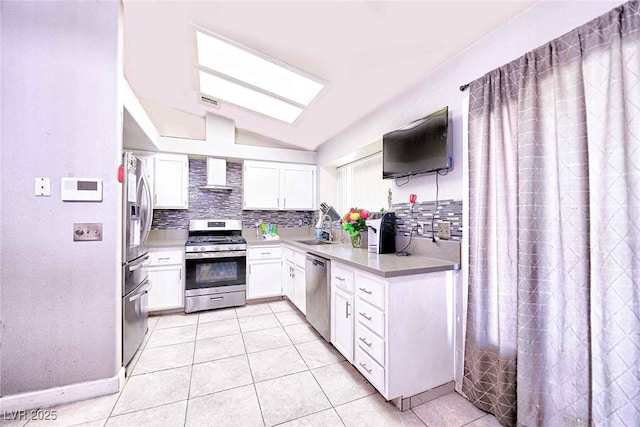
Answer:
[336,153,387,215]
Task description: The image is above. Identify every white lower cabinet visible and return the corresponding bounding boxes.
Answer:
[247,245,282,300]
[331,286,354,363]
[283,261,295,302]
[293,265,306,314]
[282,244,306,314]
[330,261,455,401]
[148,249,185,312]
[248,259,282,299]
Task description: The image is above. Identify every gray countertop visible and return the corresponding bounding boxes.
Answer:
[147,229,188,249]
[246,235,459,278]
[147,239,187,249]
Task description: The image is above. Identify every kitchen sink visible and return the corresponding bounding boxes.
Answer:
[297,239,332,246]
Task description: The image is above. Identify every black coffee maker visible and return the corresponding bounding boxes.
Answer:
[365,212,396,254]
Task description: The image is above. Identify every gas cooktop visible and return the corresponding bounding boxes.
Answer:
[185,235,246,245]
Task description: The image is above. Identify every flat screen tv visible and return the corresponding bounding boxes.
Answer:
[382,106,450,179]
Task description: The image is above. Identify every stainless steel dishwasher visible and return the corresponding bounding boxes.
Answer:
[305,253,331,341]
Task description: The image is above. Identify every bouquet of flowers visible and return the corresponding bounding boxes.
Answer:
[341,208,370,237]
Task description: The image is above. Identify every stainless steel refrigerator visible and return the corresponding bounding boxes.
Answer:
[122,152,153,367]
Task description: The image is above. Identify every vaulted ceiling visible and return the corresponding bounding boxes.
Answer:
[123,1,535,150]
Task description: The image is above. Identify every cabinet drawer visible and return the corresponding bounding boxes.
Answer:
[355,275,385,310]
[149,250,183,266]
[355,321,385,366]
[355,346,385,392]
[332,263,354,294]
[249,246,282,260]
[355,298,385,338]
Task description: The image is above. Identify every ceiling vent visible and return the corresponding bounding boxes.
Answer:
[199,94,220,109]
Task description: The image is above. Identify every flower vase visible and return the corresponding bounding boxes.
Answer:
[351,233,362,248]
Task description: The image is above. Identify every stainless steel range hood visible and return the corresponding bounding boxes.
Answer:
[200,157,234,192]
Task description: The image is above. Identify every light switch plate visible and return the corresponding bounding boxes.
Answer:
[437,221,451,240]
[35,177,51,196]
[74,223,103,241]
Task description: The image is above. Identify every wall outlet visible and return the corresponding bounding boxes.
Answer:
[437,221,451,240]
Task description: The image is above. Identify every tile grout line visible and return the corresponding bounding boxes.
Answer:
[105,315,159,420]
[241,305,267,427]
[105,399,190,423]
[460,413,491,426]
[288,326,338,422]
[181,311,204,427]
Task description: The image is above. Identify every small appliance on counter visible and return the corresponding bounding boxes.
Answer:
[366,212,396,254]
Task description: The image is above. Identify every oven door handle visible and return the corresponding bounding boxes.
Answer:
[185,250,247,260]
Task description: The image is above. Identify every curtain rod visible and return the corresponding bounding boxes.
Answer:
[459,83,470,92]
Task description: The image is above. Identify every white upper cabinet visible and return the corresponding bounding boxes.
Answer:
[243,161,281,209]
[243,160,315,211]
[154,153,189,209]
[280,164,315,210]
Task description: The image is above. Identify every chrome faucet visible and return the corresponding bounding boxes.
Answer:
[321,213,333,242]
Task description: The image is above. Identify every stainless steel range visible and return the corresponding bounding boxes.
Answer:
[185,219,247,313]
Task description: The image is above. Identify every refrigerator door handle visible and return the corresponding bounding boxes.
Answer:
[140,170,153,246]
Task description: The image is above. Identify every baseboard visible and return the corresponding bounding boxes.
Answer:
[0,370,121,412]
[391,381,456,411]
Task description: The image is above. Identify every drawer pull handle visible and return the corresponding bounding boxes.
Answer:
[359,362,372,374]
[346,301,351,318]
[157,257,170,260]
[335,276,345,281]
[358,287,373,295]
[261,252,271,255]
[359,337,372,347]
[210,297,224,301]
[359,312,372,321]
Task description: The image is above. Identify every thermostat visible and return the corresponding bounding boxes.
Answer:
[61,178,103,202]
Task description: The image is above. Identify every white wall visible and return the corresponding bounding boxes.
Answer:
[1,1,121,396]
[317,0,626,206]
[316,0,626,388]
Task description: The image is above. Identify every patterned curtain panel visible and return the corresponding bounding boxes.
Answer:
[464,2,640,426]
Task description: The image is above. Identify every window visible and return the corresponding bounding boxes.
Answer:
[336,153,388,216]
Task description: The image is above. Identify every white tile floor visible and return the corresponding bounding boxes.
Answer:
[7,300,502,427]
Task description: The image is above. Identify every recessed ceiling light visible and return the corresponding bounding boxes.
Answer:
[199,71,303,124]
[196,30,324,106]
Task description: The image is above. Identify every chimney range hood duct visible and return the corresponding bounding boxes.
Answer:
[200,157,234,191]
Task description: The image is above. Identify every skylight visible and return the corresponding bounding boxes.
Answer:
[195,30,324,123]
[199,71,303,124]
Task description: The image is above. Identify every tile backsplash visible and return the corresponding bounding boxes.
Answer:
[393,199,462,240]
[152,159,315,230]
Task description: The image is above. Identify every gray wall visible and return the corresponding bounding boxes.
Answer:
[1,1,120,395]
